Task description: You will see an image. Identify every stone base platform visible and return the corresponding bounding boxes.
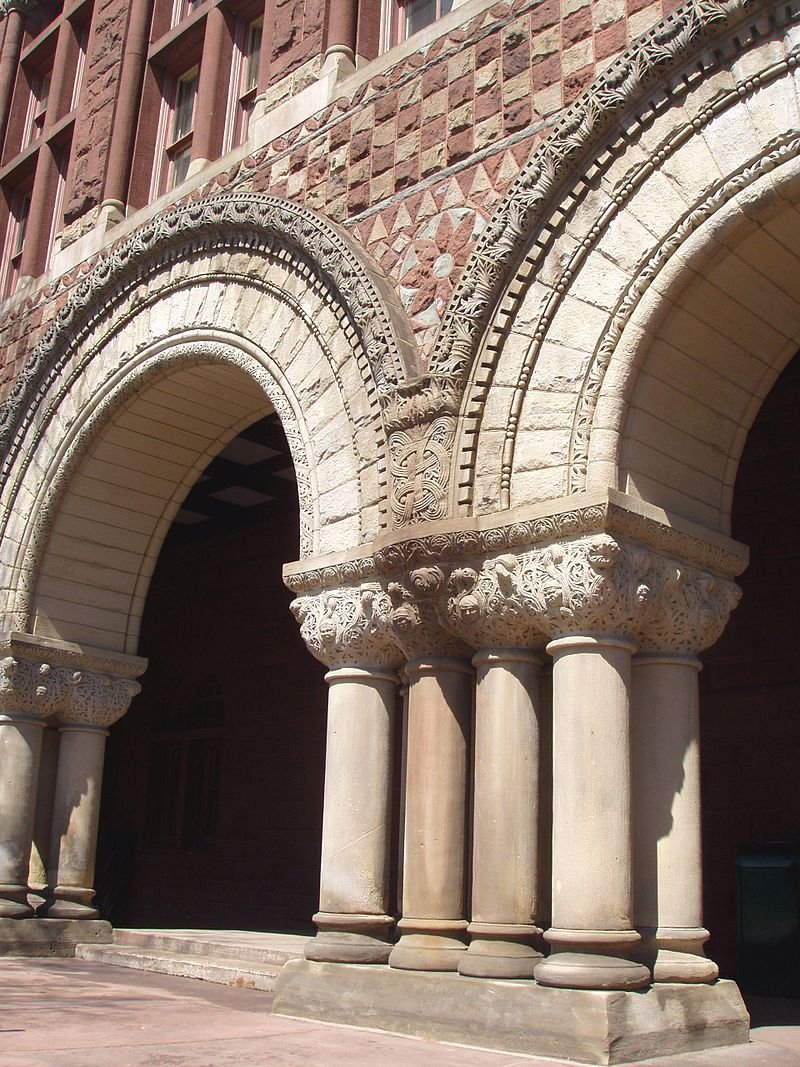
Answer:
[0,918,112,957]
[272,959,750,1065]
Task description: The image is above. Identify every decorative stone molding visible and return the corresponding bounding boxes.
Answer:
[0,193,418,484]
[286,493,744,660]
[0,632,145,725]
[284,490,747,594]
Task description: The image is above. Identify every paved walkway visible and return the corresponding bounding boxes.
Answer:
[2,957,800,1066]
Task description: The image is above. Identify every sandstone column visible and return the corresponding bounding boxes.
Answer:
[630,565,740,982]
[459,647,543,978]
[0,5,26,147]
[43,667,141,918]
[534,632,650,990]
[0,648,58,917]
[631,652,717,982]
[307,665,399,963]
[292,585,403,963]
[389,655,472,971]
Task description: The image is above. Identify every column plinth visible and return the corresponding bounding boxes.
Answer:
[389,656,472,972]
[535,634,650,991]
[459,648,543,979]
[632,653,718,983]
[305,666,398,965]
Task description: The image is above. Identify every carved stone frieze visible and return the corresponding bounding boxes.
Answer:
[389,416,456,526]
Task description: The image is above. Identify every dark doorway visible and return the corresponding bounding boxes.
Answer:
[96,413,327,932]
[701,350,800,990]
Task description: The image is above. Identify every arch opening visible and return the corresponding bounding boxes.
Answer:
[701,347,800,996]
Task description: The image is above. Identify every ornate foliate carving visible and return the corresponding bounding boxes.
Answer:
[290,584,403,669]
[57,671,141,729]
[636,563,742,653]
[387,570,469,660]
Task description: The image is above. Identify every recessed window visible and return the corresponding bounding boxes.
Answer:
[153,65,198,195]
[224,17,262,152]
[1,189,32,298]
[23,67,51,148]
[172,0,204,27]
[384,0,454,48]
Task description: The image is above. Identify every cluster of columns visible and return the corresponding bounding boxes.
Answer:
[292,530,741,991]
[0,633,144,922]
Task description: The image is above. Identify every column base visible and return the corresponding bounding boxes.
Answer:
[458,922,543,979]
[38,886,99,920]
[0,884,35,918]
[388,918,468,972]
[535,929,650,990]
[0,917,112,956]
[306,912,394,964]
[274,960,750,1064]
[637,927,719,983]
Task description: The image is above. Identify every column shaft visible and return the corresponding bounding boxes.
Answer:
[632,653,717,982]
[0,10,24,147]
[43,725,108,918]
[324,0,357,62]
[306,666,397,964]
[460,648,543,978]
[389,656,471,972]
[0,714,45,917]
[534,635,650,990]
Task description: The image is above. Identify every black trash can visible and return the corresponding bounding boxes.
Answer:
[737,842,800,996]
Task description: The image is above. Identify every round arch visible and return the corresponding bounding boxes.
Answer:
[0,193,418,652]
[440,0,800,528]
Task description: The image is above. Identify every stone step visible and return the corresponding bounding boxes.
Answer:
[109,928,308,967]
[74,942,284,991]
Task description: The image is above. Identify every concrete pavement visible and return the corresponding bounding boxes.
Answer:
[2,957,800,1066]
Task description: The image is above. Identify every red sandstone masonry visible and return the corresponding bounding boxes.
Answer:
[0,0,682,389]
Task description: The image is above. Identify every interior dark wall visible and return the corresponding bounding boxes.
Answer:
[701,350,800,982]
[97,507,328,932]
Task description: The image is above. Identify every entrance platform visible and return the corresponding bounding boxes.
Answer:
[73,927,307,991]
[1,956,799,1066]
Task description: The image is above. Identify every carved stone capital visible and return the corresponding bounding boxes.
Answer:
[57,670,142,730]
[387,568,469,661]
[0,632,145,727]
[635,561,742,654]
[285,492,746,659]
[290,583,403,669]
[0,656,69,721]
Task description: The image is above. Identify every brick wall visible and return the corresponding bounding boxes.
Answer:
[0,0,684,391]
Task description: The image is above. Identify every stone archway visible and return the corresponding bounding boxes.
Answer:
[0,193,414,925]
